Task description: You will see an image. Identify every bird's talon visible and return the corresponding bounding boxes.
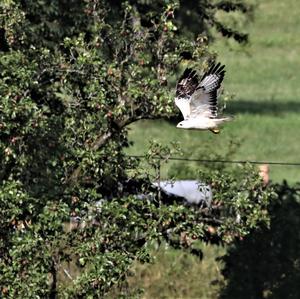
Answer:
[210,128,220,134]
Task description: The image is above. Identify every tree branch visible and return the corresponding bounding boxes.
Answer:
[65,112,163,186]
[49,258,57,299]
[66,131,113,185]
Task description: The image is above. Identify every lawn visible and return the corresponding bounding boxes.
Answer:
[127,0,300,183]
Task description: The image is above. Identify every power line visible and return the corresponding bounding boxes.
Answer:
[128,155,300,166]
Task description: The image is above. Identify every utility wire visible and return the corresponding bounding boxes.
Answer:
[128,155,300,166]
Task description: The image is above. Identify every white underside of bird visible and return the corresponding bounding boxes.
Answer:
[176,115,232,131]
[175,62,232,134]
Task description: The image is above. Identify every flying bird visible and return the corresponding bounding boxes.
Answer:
[175,62,232,134]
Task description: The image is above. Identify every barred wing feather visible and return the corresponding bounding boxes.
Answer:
[190,62,225,118]
[175,68,198,119]
[175,62,225,119]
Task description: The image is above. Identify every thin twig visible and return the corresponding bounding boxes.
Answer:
[62,268,73,280]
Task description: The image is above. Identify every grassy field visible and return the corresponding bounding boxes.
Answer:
[124,1,300,299]
[127,0,300,183]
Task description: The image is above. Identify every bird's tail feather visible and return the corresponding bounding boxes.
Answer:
[214,115,234,124]
[209,116,233,134]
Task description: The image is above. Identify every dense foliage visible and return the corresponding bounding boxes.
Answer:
[0,0,272,297]
[220,182,300,299]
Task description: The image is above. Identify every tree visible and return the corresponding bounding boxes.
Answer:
[219,181,300,299]
[0,0,271,297]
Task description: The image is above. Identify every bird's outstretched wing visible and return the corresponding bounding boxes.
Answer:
[190,62,225,118]
[175,68,199,119]
[175,62,225,119]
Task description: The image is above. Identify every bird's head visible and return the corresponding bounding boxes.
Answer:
[176,120,190,129]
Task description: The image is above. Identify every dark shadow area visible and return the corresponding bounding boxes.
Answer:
[220,181,300,299]
[228,100,300,115]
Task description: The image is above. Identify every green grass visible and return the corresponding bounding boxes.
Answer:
[127,0,300,183]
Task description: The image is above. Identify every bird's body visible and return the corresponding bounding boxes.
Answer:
[175,62,232,133]
[176,116,232,131]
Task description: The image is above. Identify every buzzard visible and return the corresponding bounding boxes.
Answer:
[175,62,232,134]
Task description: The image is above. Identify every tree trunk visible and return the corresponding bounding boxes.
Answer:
[49,259,57,299]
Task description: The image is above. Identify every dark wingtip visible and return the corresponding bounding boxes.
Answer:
[181,68,196,80]
[200,61,226,82]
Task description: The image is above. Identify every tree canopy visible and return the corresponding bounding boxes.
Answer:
[0,1,273,297]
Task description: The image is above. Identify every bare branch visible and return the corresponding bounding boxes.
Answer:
[62,268,73,280]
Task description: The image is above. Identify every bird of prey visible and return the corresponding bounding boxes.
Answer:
[175,62,232,134]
